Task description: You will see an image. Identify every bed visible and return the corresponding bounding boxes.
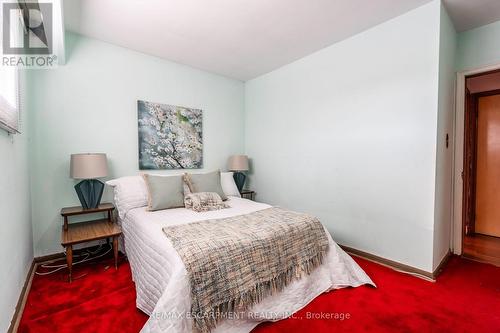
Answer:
[111,181,374,333]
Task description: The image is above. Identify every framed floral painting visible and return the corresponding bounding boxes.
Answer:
[138,100,203,169]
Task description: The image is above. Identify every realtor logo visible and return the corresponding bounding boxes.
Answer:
[2,1,56,68]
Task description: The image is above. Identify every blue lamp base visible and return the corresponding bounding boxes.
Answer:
[233,172,246,192]
[74,179,104,209]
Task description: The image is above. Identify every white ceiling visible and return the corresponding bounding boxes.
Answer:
[64,0,500,81]
[63,0,433,81]
[443,0,500,32]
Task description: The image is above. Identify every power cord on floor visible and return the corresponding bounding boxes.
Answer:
[35,243,113,275]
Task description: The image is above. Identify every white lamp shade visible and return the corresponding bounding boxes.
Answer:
[70,153,108,179]
[228,155,249,171]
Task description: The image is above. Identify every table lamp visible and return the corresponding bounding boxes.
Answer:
[70,153,108,209]
[228,155,249,192]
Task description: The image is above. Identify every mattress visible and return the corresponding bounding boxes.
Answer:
[120,197,374,333]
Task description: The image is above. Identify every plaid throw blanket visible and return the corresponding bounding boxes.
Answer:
[162,207,330,333]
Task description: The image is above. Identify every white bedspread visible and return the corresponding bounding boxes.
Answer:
[120,197,374,333]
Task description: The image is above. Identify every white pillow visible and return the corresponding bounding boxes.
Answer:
[106,176,148,219]
[221,172,241,198]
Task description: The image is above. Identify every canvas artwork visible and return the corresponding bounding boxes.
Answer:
[138,100,203,169]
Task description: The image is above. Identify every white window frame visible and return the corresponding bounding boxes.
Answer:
[0,67,20,134]
[0,2,22,134]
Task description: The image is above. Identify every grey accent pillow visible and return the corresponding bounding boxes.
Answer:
[184,170,228,201]
[142,174,185,211]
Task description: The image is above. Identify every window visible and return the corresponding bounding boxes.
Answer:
[0,66,19,133]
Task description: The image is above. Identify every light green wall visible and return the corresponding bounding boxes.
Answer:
[0,72,33,332]
[28,32,245,256]
[456,20,500,71]
[245,1,441,272]
[433,2,457,270]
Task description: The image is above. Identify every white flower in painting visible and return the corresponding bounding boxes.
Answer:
[145,136,157,146]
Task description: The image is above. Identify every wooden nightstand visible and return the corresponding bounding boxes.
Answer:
[61,203,121,282]
[240,189,256,201]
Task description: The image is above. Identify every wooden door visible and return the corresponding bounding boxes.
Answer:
[475,94,500,237]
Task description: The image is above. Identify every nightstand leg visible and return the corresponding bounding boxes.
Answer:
[113,236,118,270]
[66,245,73,283]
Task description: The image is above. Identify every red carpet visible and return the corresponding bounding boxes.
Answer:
[18,253,500,333]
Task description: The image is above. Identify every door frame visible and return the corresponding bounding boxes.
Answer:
[462,87,478,237]
[453,63,500,255]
